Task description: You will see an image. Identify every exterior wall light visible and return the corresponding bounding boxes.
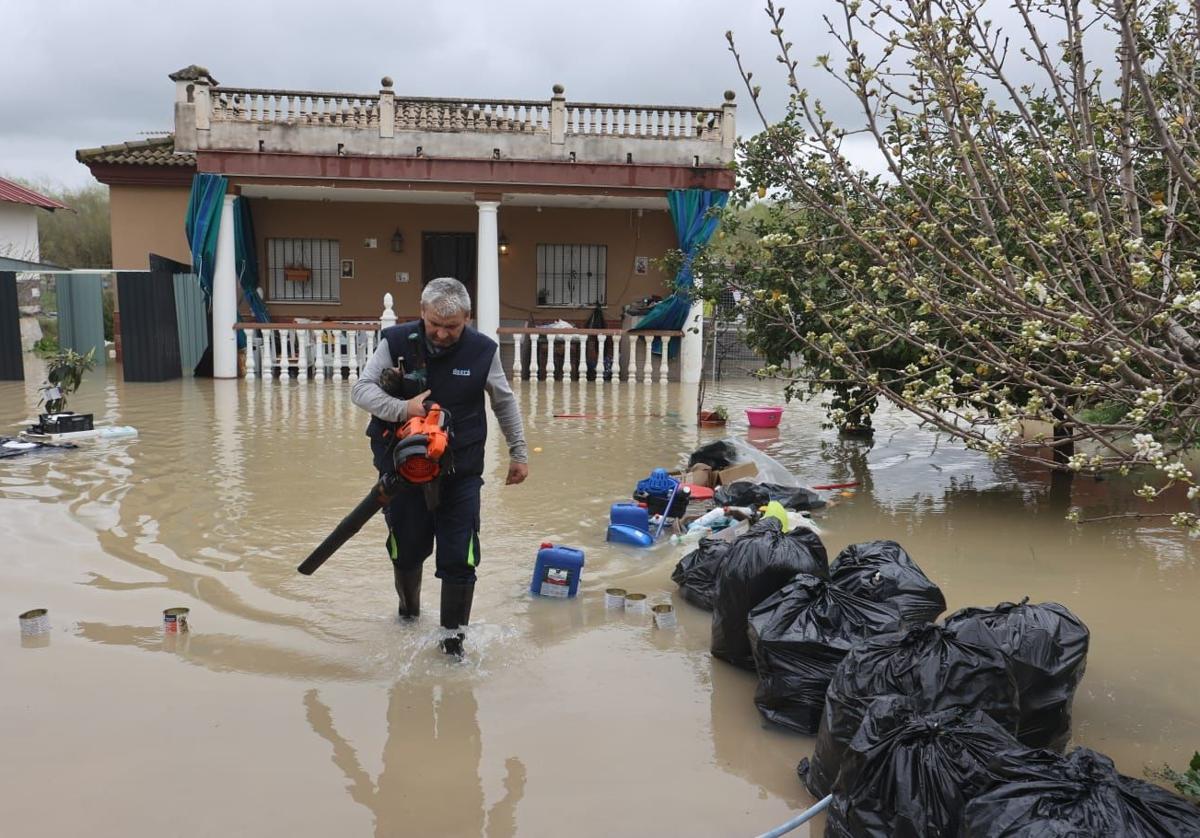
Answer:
[498,233,509,256]
[391,228,405,253]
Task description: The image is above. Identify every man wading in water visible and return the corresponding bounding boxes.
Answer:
[352,277,528,656]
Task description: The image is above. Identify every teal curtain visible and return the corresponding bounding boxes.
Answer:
[183,173,227,302]
[234,196,269,323]
[633,188,729,356]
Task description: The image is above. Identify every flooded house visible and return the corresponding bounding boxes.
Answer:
[76,66,735,384]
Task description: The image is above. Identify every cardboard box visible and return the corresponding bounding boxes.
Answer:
[686,463,714,488]
[715,461,758,487]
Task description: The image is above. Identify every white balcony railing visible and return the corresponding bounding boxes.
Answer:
[177,72,736,166]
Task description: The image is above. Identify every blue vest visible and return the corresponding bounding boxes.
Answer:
[366,321,496,476]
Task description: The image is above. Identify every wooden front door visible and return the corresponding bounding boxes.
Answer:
[421,232,477,307]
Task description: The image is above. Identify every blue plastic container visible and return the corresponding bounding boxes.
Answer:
[530,543,585,598]
[635,468,678,498]
[606,524,655,547]
[610,502,650,532]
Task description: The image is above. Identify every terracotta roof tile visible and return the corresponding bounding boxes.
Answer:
[75,136,196,168]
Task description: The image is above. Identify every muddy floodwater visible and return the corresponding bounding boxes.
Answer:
[2,359,1197,837]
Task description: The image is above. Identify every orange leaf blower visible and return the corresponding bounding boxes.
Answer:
[297,401,452,576]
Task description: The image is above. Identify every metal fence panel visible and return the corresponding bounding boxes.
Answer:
[0,272,22,380]
[56,272,106,364]
[173,272,208,375]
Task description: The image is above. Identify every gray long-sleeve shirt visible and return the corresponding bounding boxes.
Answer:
[351,337,528,464]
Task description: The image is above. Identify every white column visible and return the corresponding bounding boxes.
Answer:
[475,199,501,341]
[213,193,239,379]
[512,333,523,379]
[680,299,705,384]
[529,333,540,379]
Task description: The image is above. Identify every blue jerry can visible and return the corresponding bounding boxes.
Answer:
[530,543,586,598]
[610,502,650,532]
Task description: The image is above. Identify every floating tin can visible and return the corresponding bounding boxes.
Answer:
[163,607,190,633]
[624,593,647,615]
[18,608,49,636]
[652,603,677,629]
[604,588,627,609]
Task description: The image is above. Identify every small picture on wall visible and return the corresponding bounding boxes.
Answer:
[634,256,649,275]
[340,259,355,279]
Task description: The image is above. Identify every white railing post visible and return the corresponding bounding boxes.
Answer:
[334,330,346,380]
[380,291,397,330]
[512,333,523,380]
[546,333,557,379]
[611,334,622,382]
[264,328,276,379]
[298,330,309,379]
[720,90,737,160]
[244,328,256,380]
[574,335,585,380]
[348,331,359,380]
[640,336,653,383]
[551,84,566,146]
[379,77,395,138]
[529,333,540,379]
[659,336,671,384]
[313,330,325,378]
[280,329,292,382]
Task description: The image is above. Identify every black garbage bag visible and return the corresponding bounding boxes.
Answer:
[962,747,1200,837]
[799,622,1020,798]
[827,696,1026,838]
[671,536,734,611]
[687,440,738,470]
[747,575,902,733]
[712,481,827,511]
[945,598,1090,751]
[829,540,946,625]
[711,519,829,670]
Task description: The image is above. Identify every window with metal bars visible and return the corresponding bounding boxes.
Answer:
[267,238,341,302]
[536,244,607,307]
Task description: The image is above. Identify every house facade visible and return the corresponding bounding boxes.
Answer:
[78,66,734,380]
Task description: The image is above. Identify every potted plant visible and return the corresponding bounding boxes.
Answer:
[699,405,728,426]
[34,348,96,434]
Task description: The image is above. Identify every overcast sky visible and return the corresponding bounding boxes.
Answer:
[2,0,1089,189]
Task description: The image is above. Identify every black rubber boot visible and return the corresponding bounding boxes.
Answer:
[439,580,475,657]
[393,563,423,620]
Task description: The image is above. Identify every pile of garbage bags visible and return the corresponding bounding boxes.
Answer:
[671,522,1200,836]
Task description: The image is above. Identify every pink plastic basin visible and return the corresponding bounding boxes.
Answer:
[746,407,783,428]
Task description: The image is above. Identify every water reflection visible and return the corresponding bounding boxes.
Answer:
[304,682,526,837]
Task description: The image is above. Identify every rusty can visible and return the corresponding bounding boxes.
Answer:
[604,588,627,610]
[163,607,190,633]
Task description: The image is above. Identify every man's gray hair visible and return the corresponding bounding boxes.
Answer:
[421,277,472,318]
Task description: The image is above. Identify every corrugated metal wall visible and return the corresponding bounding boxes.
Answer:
[117,269,181,382]
[172,272,207,375]
[56,273,106,364]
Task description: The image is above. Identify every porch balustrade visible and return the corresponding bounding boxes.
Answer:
[232,323,685,384]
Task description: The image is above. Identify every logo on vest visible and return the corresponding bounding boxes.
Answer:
[452,368,472,377]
